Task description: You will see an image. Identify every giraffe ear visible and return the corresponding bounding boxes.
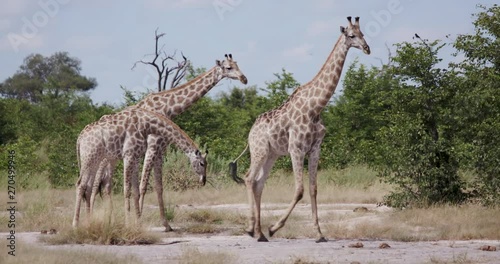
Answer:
[340,26,346,34]
[216,60,221,66]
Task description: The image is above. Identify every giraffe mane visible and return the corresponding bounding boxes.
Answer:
[272,35,344,111]
[152,66,216,96]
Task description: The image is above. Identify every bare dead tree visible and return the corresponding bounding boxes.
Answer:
[132,28,188,91]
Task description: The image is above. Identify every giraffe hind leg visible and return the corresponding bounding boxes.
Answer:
[244,169,256,238]
[268,152,305,238]
[139,146,156,216]
[73,165,96,227]
[247,155,277,242]
[123,155,138,225]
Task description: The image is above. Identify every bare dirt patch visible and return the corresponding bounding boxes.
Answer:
[4,203,500,264]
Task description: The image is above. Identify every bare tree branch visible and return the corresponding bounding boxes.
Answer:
[131,28,188,92]
[169,53,189,88]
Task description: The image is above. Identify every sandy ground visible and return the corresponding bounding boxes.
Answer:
[5,203,500,264]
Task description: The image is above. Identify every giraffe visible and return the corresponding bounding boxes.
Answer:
[241,16,370,242]
[72,108,208,228]
[91,54,247,231]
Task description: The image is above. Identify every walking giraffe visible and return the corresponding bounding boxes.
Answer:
[240,17,370,242]
[72,108,208,228]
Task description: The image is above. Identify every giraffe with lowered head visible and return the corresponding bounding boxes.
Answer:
[73,108,208,228]
[240,16,370,242]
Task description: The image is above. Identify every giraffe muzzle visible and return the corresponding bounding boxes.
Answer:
[239,75,248,85]
[363,45,371,55]
[200,175,206,186]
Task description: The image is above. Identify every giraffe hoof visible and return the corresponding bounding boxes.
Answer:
[164,226,173,232]
[257,235,269,242]
[268,226,277,237]
[245,230,254,238]
[316,237,328,243]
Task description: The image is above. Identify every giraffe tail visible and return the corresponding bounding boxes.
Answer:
[229,144,248,185]
[97,180,104,199]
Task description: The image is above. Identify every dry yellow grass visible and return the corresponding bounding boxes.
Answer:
[43,219,161,245]
[320,204,500,241]
[391,205,500,240]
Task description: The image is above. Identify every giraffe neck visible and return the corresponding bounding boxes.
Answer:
[135,66,221,119]
[287,35,348,117]
[149,116,199,155]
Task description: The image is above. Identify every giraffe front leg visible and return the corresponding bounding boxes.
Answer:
[308,139,327,243]
[152,154,172,231]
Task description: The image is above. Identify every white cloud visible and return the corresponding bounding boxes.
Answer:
[282,43,314,61]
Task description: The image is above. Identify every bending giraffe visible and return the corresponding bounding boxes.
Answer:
[72,108,208,228]
[87,54,247,231]
[238,17,370,242]
[132,54,246,225]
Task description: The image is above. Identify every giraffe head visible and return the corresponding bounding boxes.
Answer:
[340,16,370,55]
[190,149,208,186]
[215,54,248,84]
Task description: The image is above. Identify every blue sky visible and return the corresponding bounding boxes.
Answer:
[0,0,496,105]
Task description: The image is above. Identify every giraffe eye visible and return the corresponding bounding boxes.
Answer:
[349,35,355,39]
[226,67,233,70]
[200,162,205,167]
